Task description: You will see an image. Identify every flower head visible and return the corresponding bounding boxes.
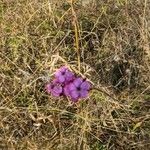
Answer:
[46,80,63,97]
[66,77,91,102]
[55,66,75,84]
[46,66,91,102]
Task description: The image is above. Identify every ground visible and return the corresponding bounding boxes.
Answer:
[0,0,150,150]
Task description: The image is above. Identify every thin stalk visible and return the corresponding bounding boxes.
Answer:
[93,87,119,102]
[70,0,80,71]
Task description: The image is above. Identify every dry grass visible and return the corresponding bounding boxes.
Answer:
[0,0,150,149]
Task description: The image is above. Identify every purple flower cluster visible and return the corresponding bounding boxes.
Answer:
[46,66,91,102]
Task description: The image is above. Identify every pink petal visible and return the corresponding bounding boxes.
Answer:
[59,66,67,72]
[55,70,61,77]
[52,79,59,84]
[45,83,52,94]
[73,78,83,87]
[58,76,65,83]
[64,85,70,96]
[53,85,63,94]
[79,90,88,98]
[64,69,74,82]
[69,83,76,91]
[81,81,90,90]
[51,91,61,97]
[70,90,79,100]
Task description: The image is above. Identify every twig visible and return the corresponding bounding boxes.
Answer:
[70,0,81,71]
[93,87,119,102]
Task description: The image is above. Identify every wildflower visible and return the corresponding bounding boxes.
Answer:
[46,81,63,97]
[46,66,91,102]
[66,77,91,102]
[55,66,75,84]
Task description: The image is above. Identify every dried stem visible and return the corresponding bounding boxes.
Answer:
[70,0,81,71]
[93,87,119,102]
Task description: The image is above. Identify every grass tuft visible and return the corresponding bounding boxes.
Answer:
[1,0,150,149]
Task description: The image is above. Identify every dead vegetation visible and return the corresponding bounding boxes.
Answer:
[0,0,150,149]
